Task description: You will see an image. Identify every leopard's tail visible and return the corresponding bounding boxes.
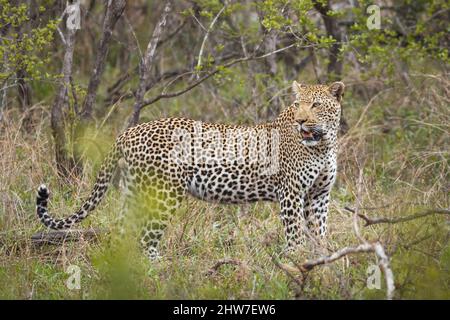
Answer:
[36,142,122,230]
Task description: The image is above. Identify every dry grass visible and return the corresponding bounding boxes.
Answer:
[0,72,448,299]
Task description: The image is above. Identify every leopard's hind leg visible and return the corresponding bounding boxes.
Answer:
[126,171,183,260]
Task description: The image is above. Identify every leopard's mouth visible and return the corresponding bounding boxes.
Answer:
[300,128,323,142]
[300,130,314,140]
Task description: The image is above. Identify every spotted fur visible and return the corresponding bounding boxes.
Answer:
[36,81,344,259]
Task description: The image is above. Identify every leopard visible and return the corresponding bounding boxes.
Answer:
[36,81,345,259]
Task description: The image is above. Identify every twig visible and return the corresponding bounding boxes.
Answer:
[157,19,187,47]
[196,5,227,75]
[344,207,450,226]
[206,258,246,276]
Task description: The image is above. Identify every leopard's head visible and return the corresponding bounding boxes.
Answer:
[292,81,345,147]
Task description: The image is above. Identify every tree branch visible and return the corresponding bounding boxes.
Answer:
[140,56,249,108]
[344,207,450,226]
[196,5,227,76]
[31,228,105,246]
[138,43,299,112]
[300,243,373,271]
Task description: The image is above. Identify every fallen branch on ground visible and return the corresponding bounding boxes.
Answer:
[31,228,105,246]
[299,242,375,271]
[205,258,247,276]
[272,241,394,299]
[270,255,304,287]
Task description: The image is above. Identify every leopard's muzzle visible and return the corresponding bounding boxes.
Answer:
[297,122,324,144]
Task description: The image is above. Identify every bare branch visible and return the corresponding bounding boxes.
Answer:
[138,43,300,111]
[157,19,187,47]
[104,52,239,107]
[373,242,395,300]
[300,243,374,271]
[196,5,227,76]
[270,255,304,287]
[257,43,297,59]
[277,241,395,299]
[127,0,172,127]
[140,56,249,108]
[344,207,450,226]
[31,228,105,246]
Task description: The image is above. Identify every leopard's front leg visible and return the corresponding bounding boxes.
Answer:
[279,187,307,251]
[305,167,336,239]
[305,188,331,238]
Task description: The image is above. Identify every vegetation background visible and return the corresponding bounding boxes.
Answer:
[0,0,448,299]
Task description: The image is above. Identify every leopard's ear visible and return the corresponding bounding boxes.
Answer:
[328,81,345,102]
[292,81,305,97]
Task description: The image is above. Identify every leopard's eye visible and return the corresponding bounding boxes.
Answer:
[312,102,321,109]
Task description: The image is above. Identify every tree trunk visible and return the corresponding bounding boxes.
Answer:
[313,0,347,134]
[51,28,81,179]
[15,4,35,130]
[255,10,282,120]
[313,0,343,81]
[81,0,126,120]
[262,29,282,119]
[16,69,32,116]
